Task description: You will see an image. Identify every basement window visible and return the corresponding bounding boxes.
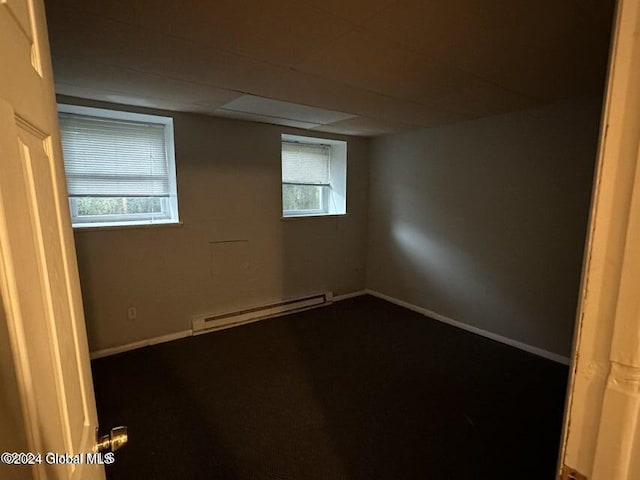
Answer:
[58,104,179,228]
[281,134,347,217]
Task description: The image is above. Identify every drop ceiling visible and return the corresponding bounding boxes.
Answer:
[44,0,615,136]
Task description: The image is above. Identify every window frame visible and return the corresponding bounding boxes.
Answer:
[57,104,180,229]
[281,134,347,218]
[281,183,330,217]
[68,197,174,227]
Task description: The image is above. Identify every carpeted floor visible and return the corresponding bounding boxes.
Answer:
[91,295,568,479]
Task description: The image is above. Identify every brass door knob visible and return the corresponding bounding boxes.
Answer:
[96,426,128,452]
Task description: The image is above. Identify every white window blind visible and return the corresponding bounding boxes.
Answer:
[59,114,170,198]
[282,141,330,185]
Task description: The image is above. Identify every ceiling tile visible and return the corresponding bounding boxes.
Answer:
[295,29,475,102]
[49,0,142,25]
[218,95,355,125]
[134,0,255,49]
[418,79,541,118]
[214,109,322,129]
[47,0,245,52]
[55,83,208,113]
[363,0,614,101]
[257,69,469,126]
[52,56,242,107]
[222,0,356,67]
[361,0,476,62]
[49,0,355,69]
[298,0,397,24]
[313,116,420,136]
[46,8,286,93]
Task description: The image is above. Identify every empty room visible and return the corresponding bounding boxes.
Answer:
[5,0,640,479]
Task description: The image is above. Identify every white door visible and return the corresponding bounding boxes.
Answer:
[0,1,104,479]
[559,0,640,478]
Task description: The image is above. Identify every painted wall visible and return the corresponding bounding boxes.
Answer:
[59,97,369,352]
[366,98,602,357]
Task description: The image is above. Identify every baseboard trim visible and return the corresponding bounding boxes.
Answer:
[90,290,369,359]
[191,290,368,336]
[333,290,367,302]
[89,291,570,365]
[90,329,192,360]
[365,289,571,365]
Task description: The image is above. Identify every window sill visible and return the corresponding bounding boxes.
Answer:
[72,220,183,232]
[281,213,348,220]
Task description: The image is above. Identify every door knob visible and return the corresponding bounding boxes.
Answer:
[96,426,128,452]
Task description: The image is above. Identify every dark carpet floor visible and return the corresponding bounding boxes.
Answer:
[91,295,568,479]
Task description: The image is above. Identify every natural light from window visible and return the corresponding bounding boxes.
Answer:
[58,104,179,228]
[281,134,347,218]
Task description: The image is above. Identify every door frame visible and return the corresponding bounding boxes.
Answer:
[559,0,640,477]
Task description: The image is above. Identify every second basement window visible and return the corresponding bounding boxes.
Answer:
[281,134,347,217]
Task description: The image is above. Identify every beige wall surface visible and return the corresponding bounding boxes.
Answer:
[366,98,603,357]
[59,97,369,352]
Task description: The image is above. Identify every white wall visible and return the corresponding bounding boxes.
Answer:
[59,97,369,352]
[367,98,602,357]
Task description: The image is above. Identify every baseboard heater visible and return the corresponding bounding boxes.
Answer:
[192,292,333,335]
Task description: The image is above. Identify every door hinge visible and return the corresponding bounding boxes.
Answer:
[560,465,587,480]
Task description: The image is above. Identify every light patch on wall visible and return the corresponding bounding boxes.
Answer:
[390,221,523,330]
